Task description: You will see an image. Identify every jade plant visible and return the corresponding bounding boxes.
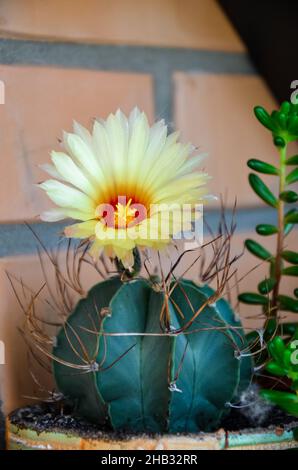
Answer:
[237,101,298,416]
[238,101,298,342]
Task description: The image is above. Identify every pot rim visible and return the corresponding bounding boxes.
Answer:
[6,410,298,450]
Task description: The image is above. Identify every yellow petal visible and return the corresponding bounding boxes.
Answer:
[64,220,97,238]
[51,151,98,199]
[66,133,105,186]
[39,179,95,213]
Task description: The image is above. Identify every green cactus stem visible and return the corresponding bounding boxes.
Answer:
[53,278,252,433]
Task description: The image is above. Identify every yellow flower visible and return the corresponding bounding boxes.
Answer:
[39,108,209,268]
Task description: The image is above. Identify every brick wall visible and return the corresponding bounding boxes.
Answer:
[0,0,296,420]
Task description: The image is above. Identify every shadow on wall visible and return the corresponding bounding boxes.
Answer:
[218,0,298,103]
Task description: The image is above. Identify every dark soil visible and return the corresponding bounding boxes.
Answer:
[220,405,296,431]
[8,402,298,440]
[10,403,113,440]
[9,403,130,441]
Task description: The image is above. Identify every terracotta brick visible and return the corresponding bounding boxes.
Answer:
[0,255,51,415]
[0,0,244,51]
[0,65,154,222]
[174,73,282,207]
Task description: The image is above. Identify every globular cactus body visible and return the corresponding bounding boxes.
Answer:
[53,278,252,433]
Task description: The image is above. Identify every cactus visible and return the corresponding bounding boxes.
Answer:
[53,277,252,433]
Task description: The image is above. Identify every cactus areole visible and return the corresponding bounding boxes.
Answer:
[53,277,252,434]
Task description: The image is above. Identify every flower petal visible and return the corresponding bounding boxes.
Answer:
[51,151,98,200]
[39,179,96,213]
[39,163,64,180]
[127,111,149,187]
[39,108,210,259]
[40,209,67,222]
[64,220,97,238]
[66,132,105,186]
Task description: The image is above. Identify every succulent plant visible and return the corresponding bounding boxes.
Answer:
[239,101,298,344]
[53,276,252,433]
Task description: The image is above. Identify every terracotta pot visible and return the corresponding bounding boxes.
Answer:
[6,414,298,450]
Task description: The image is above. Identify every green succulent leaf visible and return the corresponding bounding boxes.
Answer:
[266,361,286,377]
[238,292,268,305]
[280,102,291,114]
[245,330,259,344]
[277,103,298,141]
[248,173,278,208]
[98,280,173,432]
[256,224,278,236]
[285,209,298,225]
[245,239,272,261]
[286,168,298,185]
[282,250,298,265]
[274,136,286,147]
[292,380,298,391]
[278,295,298,313]
[260,390,298,417]
[286,154,298,165]
[279,322,298,336]
[294,289,298,299]
[53,278,174,432]
[284,223,294,236]
[247,159,279,175]
[279,190,298,203]
[258,278,276,295]
[283,348,295,369]
[254,106,276,132]
[268,336,286,363]
[282,266,298,277]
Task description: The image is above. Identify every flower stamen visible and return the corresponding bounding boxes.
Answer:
[115,198,136,228]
